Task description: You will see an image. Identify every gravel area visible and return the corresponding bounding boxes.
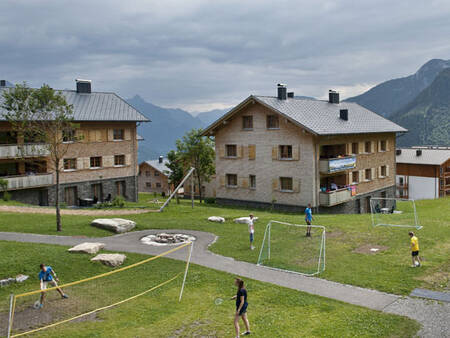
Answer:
[384,297,450,338]
[0,205,155,215]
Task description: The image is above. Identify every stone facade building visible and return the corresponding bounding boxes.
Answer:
[138,157,171,195]
[0,79,148,206]
[202,85,406,213]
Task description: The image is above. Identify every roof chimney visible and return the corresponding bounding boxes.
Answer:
[277,84,287,100]
[416,149,422,156]
[339,109,348,121]
[159,156,163,163]
[329,90,339,104]
[287,92,294,98]
[0,80,6,87]
[76,79,92,93]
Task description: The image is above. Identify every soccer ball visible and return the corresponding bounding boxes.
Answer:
[33,301,41,309]
[415,261,420,267]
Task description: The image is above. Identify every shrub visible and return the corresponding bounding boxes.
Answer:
[112,196,125,208]
[205,197,216,204]
[2,191,11,201]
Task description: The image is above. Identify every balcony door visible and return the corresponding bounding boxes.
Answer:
[64,187,78,206]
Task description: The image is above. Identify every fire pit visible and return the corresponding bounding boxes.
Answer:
[140,233,196,246]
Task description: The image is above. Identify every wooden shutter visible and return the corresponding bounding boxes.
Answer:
[358,142,364,154]
[292,146,300,161]
[100,129,107,142]
[125,154,132,166]
[124,129,131,141]
[248,145,256,160]
[386,165,390,177]
[272,146,278,160]
[359,170,365,182]
[75,129,84,142]
[378,166,382,177]
[77,158,84,170]
[237,145,243,158]
[386,139,390,151]
[377,140,381,152]
[219,176,225,187]
[95,130,102,142]
[88,130,96,142]
[218,145,225,158]
[103,155,114,167]
[83,157,90,168]
[370,141,375,153]
[272,178,278,191]
[107,129,114,141]
[348,172,353,184]
[293,178,301,193]
[241,177,249,188]
[347,143,353,155]
[371,168,376,180]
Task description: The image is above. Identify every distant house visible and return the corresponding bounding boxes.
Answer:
[138,156,171,194]
[202,84,407,213]
[0,79,148,206]
[396,147,450,199]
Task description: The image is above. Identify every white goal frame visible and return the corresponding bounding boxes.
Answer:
[370,197,422,229]
[257,220,326,276]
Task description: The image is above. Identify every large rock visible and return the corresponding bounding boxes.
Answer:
[91,254,126,267]
[68,242,105,254]
[234,217,258,224]
[91,218,136,233]
[208,216,225,223]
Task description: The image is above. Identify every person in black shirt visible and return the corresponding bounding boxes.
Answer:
[231,278,251,337]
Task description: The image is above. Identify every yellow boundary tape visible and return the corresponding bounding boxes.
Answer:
[11,272,181,337]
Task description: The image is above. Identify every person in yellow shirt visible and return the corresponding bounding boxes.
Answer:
[409,231,421,267]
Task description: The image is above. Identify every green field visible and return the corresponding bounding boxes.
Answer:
[0,241,419,337]
[0,195,448,295]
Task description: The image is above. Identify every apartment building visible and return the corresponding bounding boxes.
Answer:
[138,156,171,195]
[0,79,148,206]
[396,146,450,199]
[202,85,406,213]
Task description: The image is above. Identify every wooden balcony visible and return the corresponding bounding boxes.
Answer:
[319,156,356,174]
[0,144,49,159]
[319,188,352,207]
[3,173,53,190]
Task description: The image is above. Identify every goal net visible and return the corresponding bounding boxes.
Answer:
[257,221,326,276]
[370,197,421,229]
[3,242,193,338]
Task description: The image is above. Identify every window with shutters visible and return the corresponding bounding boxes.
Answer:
[364,141,371,153]
[279,145,292,159]
[62,129,75,143]
[380,140,387,151]
[242,116,253,130]
[156,182,161,188]
[365,168,372,181]
[146,182,151,188]
[380,165,387,177]
[154,171,160,177]
[352,170,359,183]
[351,142,359,155]
[267,115,279,129]
[90,156,102,168]
[114,155,125,166]
[113,129,124,141]
[145,171,150,177]
[249,175,256,189]
[280,177,293,191]
[226,174,238,187]
[226,144,237,157]
[63,158,76,171]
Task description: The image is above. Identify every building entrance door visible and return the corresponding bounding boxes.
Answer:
[64,187,78,206]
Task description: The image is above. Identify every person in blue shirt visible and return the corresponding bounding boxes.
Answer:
[38,264,68,308]
[305,203,314,237]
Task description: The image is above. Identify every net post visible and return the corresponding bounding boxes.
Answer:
[323,230,326,271]
[179,241,193,302]
[268,221,271,260]
[257,221,270,265]
[7,293,14,338]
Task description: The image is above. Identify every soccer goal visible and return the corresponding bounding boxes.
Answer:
[257,221,326,276]
[4,242,193,338]
[370,197,422,229]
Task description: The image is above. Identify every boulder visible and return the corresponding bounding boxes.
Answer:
[91,254,126,267]
[15,274,29,283]
[68,242,105,254]
[208,216,225,223]
[91,218,136,233]
[234,216,258,224]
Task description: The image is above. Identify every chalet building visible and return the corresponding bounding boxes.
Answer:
[202,84,406,213]
[396,147,450,199]
[0,79,148,206]
[138,156,171,195]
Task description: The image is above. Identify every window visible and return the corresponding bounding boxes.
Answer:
[146,182,151,188]
[113,129,124,140]
[226,144,237,157]
[352,170,359,183]
[114,155,125,166]
[249,175,256,189]
[63,158,76,170]
[351,142,359,155]
[380,165,387,177]
[365,141,371,153]
[242,116,253,130]
[156,182,161,188]
[90,156,102,168]
[154,171,160,176]
[279,145,292,159]
[399,177,404,185]
[226,174,238,187]
[380,140,387,151]
[280,177,293,191]
[116,180,126,196]
[267,115,279,129]
[62,129,75,143]
[146,171,150,177]
[365,168,372,181]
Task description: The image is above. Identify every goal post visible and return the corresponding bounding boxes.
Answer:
[370,197,422,230]
[5,242,193,338]
[257,221,326,276]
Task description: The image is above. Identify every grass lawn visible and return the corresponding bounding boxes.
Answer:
[0,241,419,337]
[0,195,448,295]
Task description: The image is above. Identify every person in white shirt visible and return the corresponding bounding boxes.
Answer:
[248,214,255,250]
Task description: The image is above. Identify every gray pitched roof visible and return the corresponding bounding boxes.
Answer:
[202,95,406,136]
[396,147,450,165]
[142,158,171,176]
[0,88,149,122]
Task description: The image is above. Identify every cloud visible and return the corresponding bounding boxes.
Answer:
[1,0,450,111]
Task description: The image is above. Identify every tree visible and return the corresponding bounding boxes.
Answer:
[166,150,185,204]
[2,83,76,231]
[175,128,215,203]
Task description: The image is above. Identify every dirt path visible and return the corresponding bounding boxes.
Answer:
[0,205,157,216]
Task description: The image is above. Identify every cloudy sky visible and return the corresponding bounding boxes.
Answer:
[1,0,450,113]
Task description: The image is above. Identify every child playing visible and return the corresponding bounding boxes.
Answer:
[248,214,255,250]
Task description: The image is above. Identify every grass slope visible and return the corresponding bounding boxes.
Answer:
[0,241,419,337]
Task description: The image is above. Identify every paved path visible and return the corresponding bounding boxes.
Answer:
[0,205,154,215]
[1,230,448,337]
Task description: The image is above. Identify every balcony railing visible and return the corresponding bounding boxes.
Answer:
[319,188,352,207]
[319,156,356,174]
[3,173,53,190]
[0,144,50,159]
